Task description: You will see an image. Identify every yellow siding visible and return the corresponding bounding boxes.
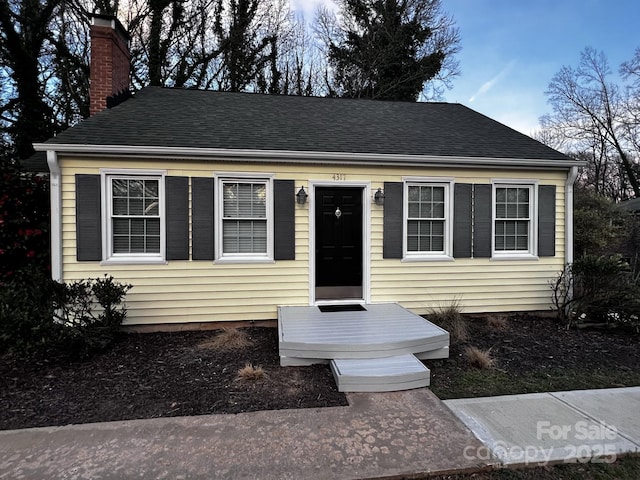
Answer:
[59,156,569,325]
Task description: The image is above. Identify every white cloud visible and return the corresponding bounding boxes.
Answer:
[468,60,517,103]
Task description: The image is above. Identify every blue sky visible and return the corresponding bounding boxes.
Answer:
[291,0,640,135]
[443,0,640,135]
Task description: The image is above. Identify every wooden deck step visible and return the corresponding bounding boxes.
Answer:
[330,354,430,393]
[278,303,449,361]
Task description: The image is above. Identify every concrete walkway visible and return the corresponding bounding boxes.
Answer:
[0,389,491,480]
[445,387,640,467]
[2,387,639,479]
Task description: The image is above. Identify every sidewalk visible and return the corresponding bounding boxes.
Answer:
[445,386,640,467]
[0,388,490,480]
[1,387,638,479]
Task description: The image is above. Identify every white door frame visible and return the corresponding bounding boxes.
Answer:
[308,181,371,305]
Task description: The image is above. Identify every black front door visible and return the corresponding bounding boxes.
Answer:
[315,187,363,300]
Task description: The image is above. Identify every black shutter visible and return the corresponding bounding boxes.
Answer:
[453,183,472,258]
[192,177,215,260]
[383,182,403,259]
[538,185,556,256]
[473,184,492,258]
[76,174,102,261]
[165,176,189,260]
[274,180,295,260]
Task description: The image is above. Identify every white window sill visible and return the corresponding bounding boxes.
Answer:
[101,257,167,266]
[215,257,275,265]
[490,254,539,261]
[402,254,454,262]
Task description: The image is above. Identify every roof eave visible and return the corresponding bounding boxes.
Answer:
[33,143,585,169]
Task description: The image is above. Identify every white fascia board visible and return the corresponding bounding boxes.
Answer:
[32,143,586,169]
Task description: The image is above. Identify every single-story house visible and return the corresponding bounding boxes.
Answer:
[34,15,583,328]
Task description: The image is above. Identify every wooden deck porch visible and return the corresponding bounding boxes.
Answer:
[278,303,450,392]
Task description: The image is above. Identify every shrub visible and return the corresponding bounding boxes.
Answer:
[551,255,640,331]
[0,154,50,283]
[0,268,59,355]
[1,274,132,358]
[52,275,132,358]
[428,299,469,342]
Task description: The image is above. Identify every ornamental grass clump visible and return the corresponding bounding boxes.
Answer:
[465,346,495,369]
[428,299,469,342]
[236,363,266,381]
[199,328,254,351]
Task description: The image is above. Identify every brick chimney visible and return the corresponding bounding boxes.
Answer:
[89,14,131,116]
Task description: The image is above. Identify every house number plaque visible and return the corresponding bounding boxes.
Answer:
[332,173,346,181]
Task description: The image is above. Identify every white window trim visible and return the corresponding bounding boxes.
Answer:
[100,168,167,265]
[402,177,454,261]
[214,173,275,264]
[491,179,539,260]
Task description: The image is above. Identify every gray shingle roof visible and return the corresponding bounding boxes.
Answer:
[44,86,571,162]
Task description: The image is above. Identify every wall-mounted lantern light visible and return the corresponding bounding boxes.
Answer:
[374,187,385,205]
[296,186,307,205]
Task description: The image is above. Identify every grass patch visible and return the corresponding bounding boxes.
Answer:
[465,346,494,369]
[236,363,266,381]
[428,454,640,479]
[428,299,469,342]
[198,328,254,351]
[431,367,640,400]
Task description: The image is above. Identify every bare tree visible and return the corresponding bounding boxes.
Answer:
[544,47,640,198]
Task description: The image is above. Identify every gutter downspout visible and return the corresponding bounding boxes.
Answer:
[47,150,62,282]
[565,166,579,267]
[564,166,579,311]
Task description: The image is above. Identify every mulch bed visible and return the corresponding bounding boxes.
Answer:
[1,315,639,431]
[0,327,347,430]
[428,313,640,397]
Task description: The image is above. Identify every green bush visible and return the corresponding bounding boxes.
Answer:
[551,255,640,331]
[1,274,132,359]
[0,268,59,355]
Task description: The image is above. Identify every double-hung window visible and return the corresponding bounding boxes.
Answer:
[103,171,166,263]
[404,180,453,260]
[493,183,536,257]
[218,178,272,261]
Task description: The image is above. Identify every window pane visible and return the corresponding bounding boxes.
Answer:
[110,178,161,256]
[113,179,128,196]
[130,235,145,253]
[145,199,159,216]
[420,186,432,201]
[431,235,444,251]
[130,219,145,235]
[432,187,444,201]
[517,204,529,218]
[113,198,128,215]
[506,203,518,218]
[518,188,529,202]
[113,218,129,235]
[408,202,420,217]
[496,188,506,202]
[433,201,445,218]
[128,180,143,197]
[146,218,160,236]
[145,180,158,197]
[113,236,129,253]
